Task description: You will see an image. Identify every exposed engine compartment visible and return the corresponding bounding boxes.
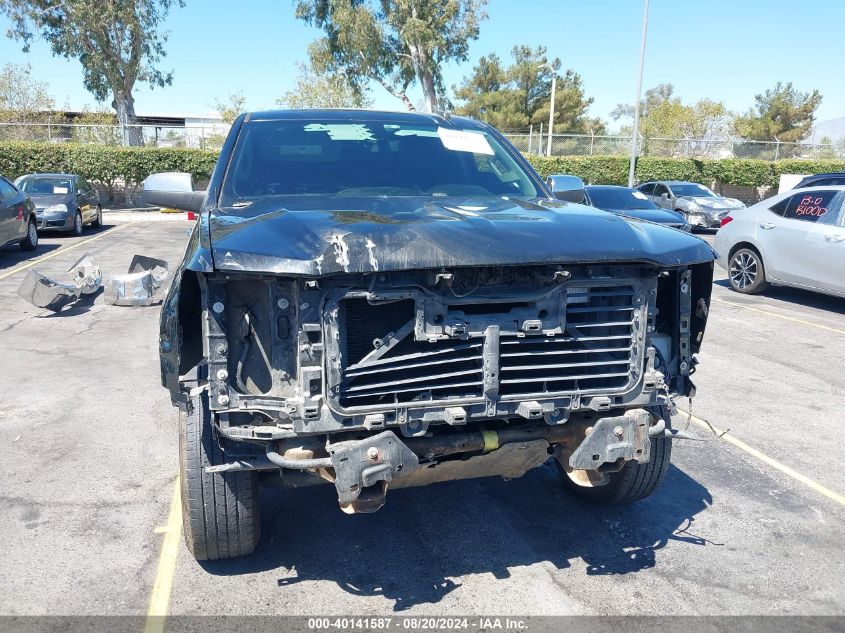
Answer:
[173,261,709,434]
[164,260,711,511]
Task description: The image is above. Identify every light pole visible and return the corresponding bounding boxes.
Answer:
[541,63,557,156]
[627,0,650,187]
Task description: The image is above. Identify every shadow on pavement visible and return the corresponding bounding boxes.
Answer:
[0,243,61,270]
[201,463,714,611]
[37,288,104,317]
[714,279,845,315]
[0,224,117,271]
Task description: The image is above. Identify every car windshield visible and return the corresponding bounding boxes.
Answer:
[671,183,714,197]
[18,177,73,195]
[219,118,539,208]
[588,188,657,210]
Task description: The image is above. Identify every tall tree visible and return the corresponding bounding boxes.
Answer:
[277,61,373,109]
[294,0,487,112]
[214,91,247,124]
[612,83,733,156]
[453,45,602,133]
[734,81,822,143]
[0,0,184,144]
[0,62,54,121]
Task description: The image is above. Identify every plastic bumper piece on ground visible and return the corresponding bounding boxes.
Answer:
[104,255,169,306]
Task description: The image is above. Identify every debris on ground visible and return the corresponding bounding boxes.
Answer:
[103,255,169,306]
[17,253,103,311]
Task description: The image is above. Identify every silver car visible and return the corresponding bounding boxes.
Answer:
[637,180,745,229]
[714,185,845,297]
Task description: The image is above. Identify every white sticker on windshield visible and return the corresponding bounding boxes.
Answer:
[437,127,494,155]
[53,186,69,194]
[632,191,648,200]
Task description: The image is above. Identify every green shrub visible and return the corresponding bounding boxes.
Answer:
[3,141,844,200]
[0,141,218,200]
[524,154,845,189]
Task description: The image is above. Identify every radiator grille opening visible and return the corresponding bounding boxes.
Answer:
[334,285,639,409]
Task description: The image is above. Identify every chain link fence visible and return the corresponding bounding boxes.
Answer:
[504,131,845,160]
[1,121,843,160]
[0,122,230,150]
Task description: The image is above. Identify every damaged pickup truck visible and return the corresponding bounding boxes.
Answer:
[145,109,714,561]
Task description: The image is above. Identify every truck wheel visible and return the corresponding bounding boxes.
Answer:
[179,393,260,560]
[556,427,672,505]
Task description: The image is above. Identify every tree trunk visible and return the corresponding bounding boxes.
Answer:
[373,77,416,112]
[418,69,437,113]
[112,91,141,146]
[407,46,437,112]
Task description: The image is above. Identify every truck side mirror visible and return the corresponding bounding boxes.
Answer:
[142,172,206,213]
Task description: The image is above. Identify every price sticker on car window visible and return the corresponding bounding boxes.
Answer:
[796,195,828,218]
[633,191,648,200]
[53,186,69,194]
[437,127,494,155]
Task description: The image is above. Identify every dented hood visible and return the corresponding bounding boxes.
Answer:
[208,196,714,276]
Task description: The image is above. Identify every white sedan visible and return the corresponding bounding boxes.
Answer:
[714,185,845,297]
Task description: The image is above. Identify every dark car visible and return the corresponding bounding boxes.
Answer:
[584,185,688,230]
[793,172,845,189]
[143,109,715,561]
[14,173,102,235]
[0,176,38,251]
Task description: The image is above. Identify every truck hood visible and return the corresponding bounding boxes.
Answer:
[208,196,714,276]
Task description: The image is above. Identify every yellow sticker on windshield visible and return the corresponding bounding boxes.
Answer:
[437,127,494,155]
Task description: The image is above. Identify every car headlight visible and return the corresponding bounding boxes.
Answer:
[44,204,68,213]
[685,201,701,212]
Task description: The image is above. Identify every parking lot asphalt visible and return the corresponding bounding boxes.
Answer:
[0,222,843,618]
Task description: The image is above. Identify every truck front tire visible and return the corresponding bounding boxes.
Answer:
[556,427,672,505]
[179,393,260,560]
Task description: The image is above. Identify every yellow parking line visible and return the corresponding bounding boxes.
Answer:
[712,297,845,335]
[144,477,182,633]
[0,223,132,281]
[678,409,845,508]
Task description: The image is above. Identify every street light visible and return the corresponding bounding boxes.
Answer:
[541,63,557,156]
[627,0,650,187]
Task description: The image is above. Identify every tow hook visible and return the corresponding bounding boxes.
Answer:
[648,417,703,441]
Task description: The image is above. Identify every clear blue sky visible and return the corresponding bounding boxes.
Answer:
[1,0,843,130]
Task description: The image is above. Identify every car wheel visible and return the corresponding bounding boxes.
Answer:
[729,247,768,294]
[72,211,83,236]
[555,410,672,505]
[180,393,260,561]
[20,218,38,251]
[92,205,103,228]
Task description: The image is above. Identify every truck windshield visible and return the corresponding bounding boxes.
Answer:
[219,118,539,207]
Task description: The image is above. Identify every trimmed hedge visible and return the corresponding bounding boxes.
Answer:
[2,141,844,198]
[525,155,845,188]
[0,141,219,199]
